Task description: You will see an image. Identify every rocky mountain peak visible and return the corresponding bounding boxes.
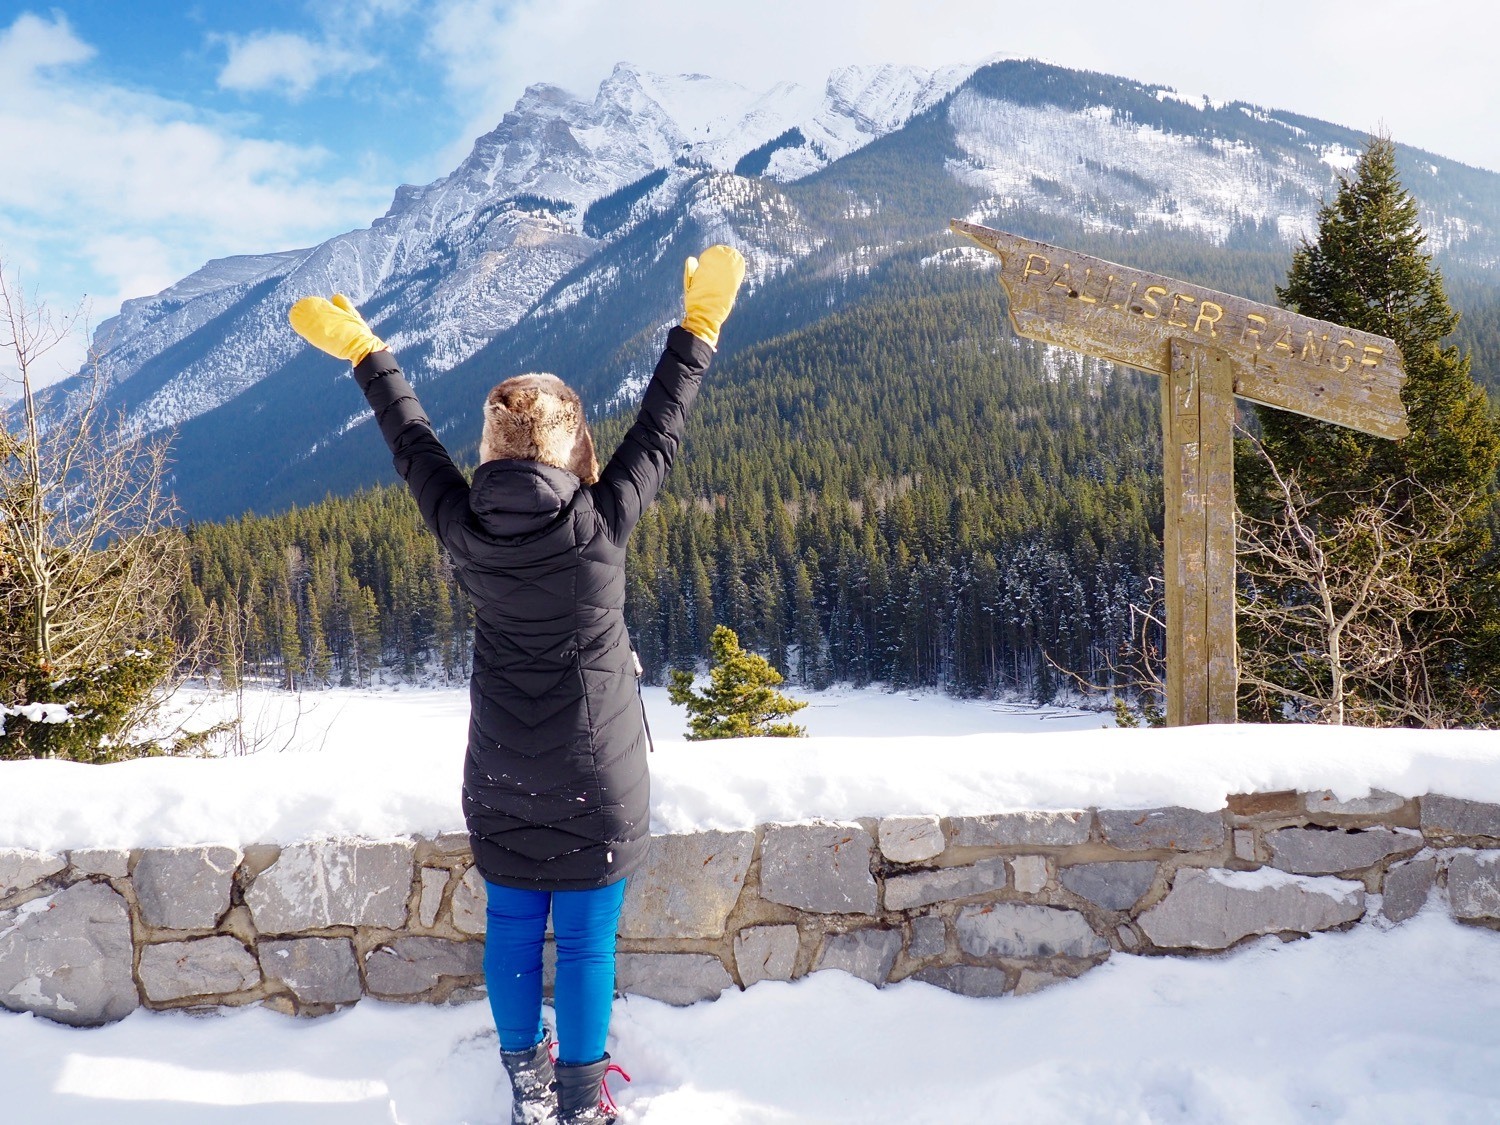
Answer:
[44,58,1499,523]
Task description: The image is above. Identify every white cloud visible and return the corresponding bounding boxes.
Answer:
[0,13,391,383]
[217,30,376,100]
[0,9,92,72]
[324,0,420,32]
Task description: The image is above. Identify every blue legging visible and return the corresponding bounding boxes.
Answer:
[483,877,627,1066]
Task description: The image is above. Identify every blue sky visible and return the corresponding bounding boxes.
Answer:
[2,0,1497,385]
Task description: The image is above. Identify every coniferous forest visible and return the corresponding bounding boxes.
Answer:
[178,269,1163,697]
[176,255,1500,700]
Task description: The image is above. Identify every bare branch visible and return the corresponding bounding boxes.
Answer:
[1236,428,1487,728]
[1,253,188,759]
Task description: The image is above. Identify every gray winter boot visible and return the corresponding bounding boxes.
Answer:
[554,1054,626,1125]
[500,1038,557,1125]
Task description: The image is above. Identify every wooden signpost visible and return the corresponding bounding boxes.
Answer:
[950,220,1409,726]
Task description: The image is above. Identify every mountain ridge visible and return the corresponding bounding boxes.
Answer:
[40,58,1500,521]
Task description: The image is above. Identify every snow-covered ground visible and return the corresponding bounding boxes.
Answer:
[3,908,1498,1123]
[2,684,1498,851]
[4,685,1500,1122]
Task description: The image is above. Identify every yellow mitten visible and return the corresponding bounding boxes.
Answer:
[681,244,746,348]
[288,293,386,364]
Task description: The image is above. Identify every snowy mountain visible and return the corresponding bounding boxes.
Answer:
[76,60,976,439]
[44,59,1500,520]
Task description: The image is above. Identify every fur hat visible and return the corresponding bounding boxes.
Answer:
[479,373,600,483]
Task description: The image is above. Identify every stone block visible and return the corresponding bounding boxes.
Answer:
[759,822,877,915]
[1265,828,1419,876]
[139,937,260,1002]
[1226,791,1302,819]
[260,937,362,1005]
[67,849,130,879]
[814,928,902,987]
[619,831,755,939]
[878,816,945,864]
[912,965,1009,998]
[1010,855,1049,895]
[1014,969,1065,996]
[885,857,1007,912]
[1097,807,1225,852]
[733,925,800,987]
[956,903,1108,959]
[617,953,733,1006]
[245,839,415,933]
[417,868,448,928]
[0,882,137,1026]
[451,865,486,936]
[1304,790,1408,819]
[1059,861,1157,912]
[1447,852,1500,921]
[908,916,947,959]
[1116,924,1140,951]
[0,848,66,901]
[430,832,473,856]
[1233,830,1256,862]
[1381,857,1436,923]
[1422,796,1500,841]
[133,846,240,930]
[1137,868,1364,950]
[950,811,1090,848]
[365,937,483,997]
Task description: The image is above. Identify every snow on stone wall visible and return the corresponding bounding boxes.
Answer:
[2,793,1498,1027]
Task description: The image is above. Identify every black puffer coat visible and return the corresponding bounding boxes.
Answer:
[354,327,714,890]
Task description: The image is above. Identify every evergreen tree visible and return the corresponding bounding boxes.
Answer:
[1241,136,1500,722]
[1261,137,1499,519]
[668,625,808,740]
[303,584,333,687]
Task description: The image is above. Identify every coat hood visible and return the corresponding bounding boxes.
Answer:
[468,459,581,537]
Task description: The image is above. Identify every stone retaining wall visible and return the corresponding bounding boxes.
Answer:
[3,792,1499,1026]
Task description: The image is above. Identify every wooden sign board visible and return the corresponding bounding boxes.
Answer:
[950,220,1408,439]
[950,220,1409,726]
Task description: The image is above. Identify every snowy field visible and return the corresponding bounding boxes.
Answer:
[3,909,1499,1123]
[4,685,1500,1122]
[2,684,1498,851]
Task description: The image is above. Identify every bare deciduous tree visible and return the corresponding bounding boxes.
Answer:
[1046,578,1166,727]
[1236,433,1486,728]
[0,256,187,760]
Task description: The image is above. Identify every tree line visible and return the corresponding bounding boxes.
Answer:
[174,182,1500,710]
[176,282,1168,698]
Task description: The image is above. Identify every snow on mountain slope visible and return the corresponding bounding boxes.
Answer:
[943,65,1500,266]
[948,91,1333,244]
[764,61,980,180]
[630,68,806,150]
[85,249,308,410]
[370,208,596,372]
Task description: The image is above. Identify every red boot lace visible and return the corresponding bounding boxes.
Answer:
[546,1043,631,1117]
[600,1061,631,1114]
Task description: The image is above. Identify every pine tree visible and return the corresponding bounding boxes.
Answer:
[1260,137,1499,520]
[668,625,808,740]
[1241,136,1500,723]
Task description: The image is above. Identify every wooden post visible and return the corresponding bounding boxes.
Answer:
[1162,340,1238,725]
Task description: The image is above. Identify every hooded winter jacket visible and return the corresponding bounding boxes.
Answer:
[354,326,714,890]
